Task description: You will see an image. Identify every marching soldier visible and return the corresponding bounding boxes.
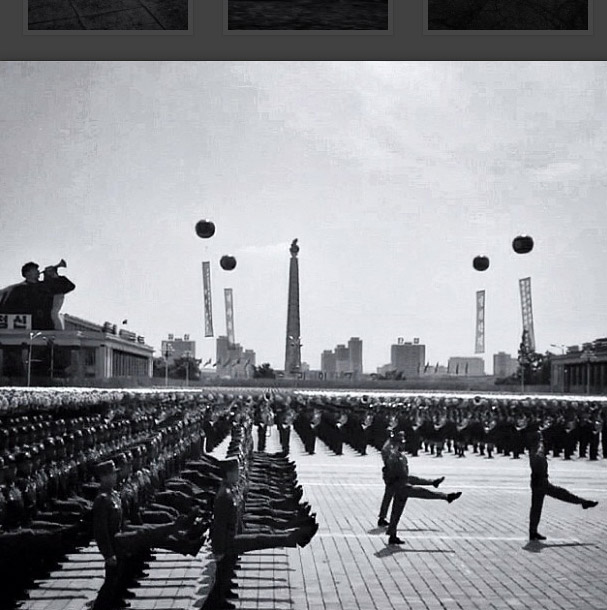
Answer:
[528,431,598,541]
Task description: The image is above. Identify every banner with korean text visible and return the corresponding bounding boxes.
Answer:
[224,288,235,348]
[202,262,214,337]
[519,277,536,352]
[475,290,485,354]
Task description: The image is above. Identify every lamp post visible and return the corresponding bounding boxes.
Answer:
[163,344,174,387]
[27,331,42,387]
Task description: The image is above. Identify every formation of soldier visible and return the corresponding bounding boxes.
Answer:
[0,387,604,605]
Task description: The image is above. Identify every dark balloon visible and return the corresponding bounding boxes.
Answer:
[195,219,215,239]
[220,255,237,271]
[512,235,534,254]
[473,255,490,271]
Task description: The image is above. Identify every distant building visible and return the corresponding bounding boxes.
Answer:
[0,313,153,381]
[215,336,256,378]
[161,334,196,365]
[348,337,363,375]
[320,337,363,379]
[391,340,425,378]
[321,350,337,377]
[448,357,485,376]
[493,352,518,377]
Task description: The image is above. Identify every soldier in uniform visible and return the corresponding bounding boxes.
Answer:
[528,431,598,541]
[92,460,124,610]
[377,431,446,528]
[383,430,462,545]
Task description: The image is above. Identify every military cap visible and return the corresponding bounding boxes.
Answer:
[219,457,240,477]
[96,460,117,478]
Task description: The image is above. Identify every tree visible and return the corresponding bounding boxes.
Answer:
[254,363,276,379]
[516,330,552,386]
[170,355,202,381]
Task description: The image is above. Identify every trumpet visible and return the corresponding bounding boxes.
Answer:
[42,259,67,276]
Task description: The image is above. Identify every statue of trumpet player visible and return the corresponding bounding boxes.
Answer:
[0,260,75,330]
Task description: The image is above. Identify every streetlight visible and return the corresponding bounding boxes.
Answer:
[163,344,174,387]
[27,331,42,387]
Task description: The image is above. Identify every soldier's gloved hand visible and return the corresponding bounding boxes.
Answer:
[106,555,117,567]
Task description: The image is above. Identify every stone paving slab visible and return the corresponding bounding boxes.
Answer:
[233,427,607,610]
[27,0,188,30]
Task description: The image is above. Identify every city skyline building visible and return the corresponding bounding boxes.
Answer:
[448,356,485,376]
[216,335,256,378]
[320,337,364,378]
[390,338,425,378]
[160,334,196,365]
[493,351,518,377]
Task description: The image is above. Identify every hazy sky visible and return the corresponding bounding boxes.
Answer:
[1,61,606,373]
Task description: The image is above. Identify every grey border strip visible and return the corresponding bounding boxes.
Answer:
[423,0,593,35]
[223,0,393,35]
[24,0,194,34]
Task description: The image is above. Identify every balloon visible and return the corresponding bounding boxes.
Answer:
[220,255,237,271]
[473,255,490,271]
[512,235,534,254]
[195,219,215,239]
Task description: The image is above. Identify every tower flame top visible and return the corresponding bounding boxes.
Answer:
[290,239,299,257]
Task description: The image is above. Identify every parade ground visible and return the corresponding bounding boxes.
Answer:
[18,423,607,610]
[27,0,188,30]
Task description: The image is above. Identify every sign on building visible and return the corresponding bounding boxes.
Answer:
[0,314,32,331]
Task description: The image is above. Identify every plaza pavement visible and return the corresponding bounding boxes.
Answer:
[16,427,607,610]
[28,0,188,31]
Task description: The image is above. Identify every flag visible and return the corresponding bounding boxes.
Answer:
[465,362,469,375]
[455,363,459,375]
[122,319,128,325]
[424,362,429,373]
[435,362,439,373]
[203,358,212,367]
[212,360,218,367]
[202,262,214,337]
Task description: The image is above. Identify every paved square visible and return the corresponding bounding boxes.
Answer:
[16,428,607,609]
[28,0,188,30]
[233,428,607,610]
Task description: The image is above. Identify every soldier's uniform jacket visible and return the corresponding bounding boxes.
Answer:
[0,485,8,528]
[383,445,409,483]
[93,490,123,560]
[5,483,26,529]
[210,484,238,556]
[529,447,549,488]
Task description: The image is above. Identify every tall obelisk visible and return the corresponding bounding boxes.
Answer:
[284,239,302,375]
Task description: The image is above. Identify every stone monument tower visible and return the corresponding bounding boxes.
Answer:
[284,239,302,375]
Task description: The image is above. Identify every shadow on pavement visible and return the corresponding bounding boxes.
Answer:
[523,541,596,553]
[368,527,441,535]
[374,546,455,558]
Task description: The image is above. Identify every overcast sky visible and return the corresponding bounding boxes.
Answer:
[1,61,606,373]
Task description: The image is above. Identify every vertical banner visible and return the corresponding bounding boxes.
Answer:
[224,288,235,348]
[475,290,485,354]
[202,262,214,337]
[519,277,536,352]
